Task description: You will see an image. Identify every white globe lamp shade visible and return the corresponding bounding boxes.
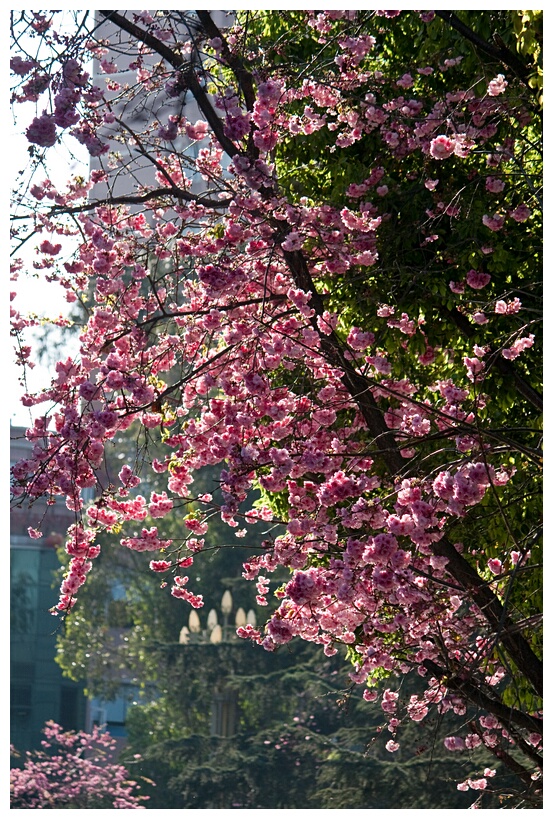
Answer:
[207,608,218,631]
[189,610,201,633]
[210,624,223,644]
[221,589,233,615]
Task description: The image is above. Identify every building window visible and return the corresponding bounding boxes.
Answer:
[59,686,79,730]
[11,684,32,721]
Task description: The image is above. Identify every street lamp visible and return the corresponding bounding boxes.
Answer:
[177,589,249,739]
[180,590,252,644]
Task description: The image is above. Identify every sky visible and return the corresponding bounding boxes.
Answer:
[8,13,90,429]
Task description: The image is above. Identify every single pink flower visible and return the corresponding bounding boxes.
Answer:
[466,269,491,290]
[429,135,456,160]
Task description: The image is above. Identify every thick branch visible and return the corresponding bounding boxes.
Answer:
[195,11,257,112]
[98,10,240,159]
[469,720,542,793]
[423,659,541,737]
[277,224,543,702]
[280,243,406,475]
[99,6,542,716]
[435,11,531,85]
[23,188,231,219]
[194,10,259,160]
[432,538,542,699]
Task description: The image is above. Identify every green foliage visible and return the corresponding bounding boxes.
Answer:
[241,6,543,564]
[118,641,526,809]
[512,10,543,106]
[48,10,541,807]
[55,425,266,697]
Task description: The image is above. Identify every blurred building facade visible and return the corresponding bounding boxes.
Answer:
[10,425,87,753]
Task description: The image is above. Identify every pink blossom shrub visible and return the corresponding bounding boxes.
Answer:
[10,722,149,809]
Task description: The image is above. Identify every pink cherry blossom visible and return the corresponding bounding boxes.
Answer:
[485,176,505,193]
[501,334,535,360]
[466,269,491,290]
[482,213,504,232]
[487,74,508,96]
[487,558,503,575]
[26,112,57,147]
[11,56,38,75]
[510,203,531,222]
[40,239,63,255]
[10,13,542,801]
[444,736,466,751]
[429,135,456,159]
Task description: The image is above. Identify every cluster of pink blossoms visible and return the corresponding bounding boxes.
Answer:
[11,721,148,809]
[10,9,540,795]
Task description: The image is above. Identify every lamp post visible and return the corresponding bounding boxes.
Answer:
[179,590,255,645]
[177,590,254,739]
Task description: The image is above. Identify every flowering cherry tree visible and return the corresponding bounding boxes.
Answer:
[10,10,542,806]
[10,721,148,808]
